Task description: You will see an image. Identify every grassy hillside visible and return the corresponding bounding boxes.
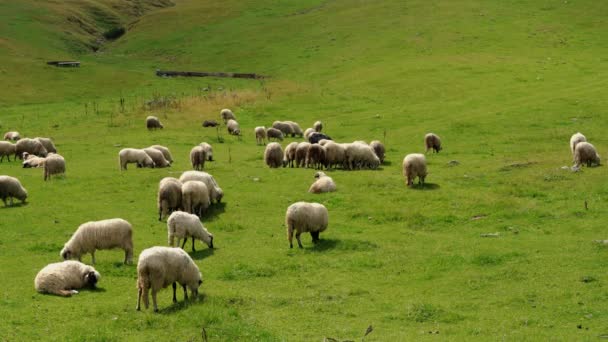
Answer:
[1,0,608,340]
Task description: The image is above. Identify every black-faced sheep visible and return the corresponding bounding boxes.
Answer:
[574,142,600,167]
[167,211,214,251]
[308,132,332,144]
[308,171,336,194]
[267,127,284,141]
[255,126,267,145]
[158,177,183,221]
[4,131,20,141]
[35,261,100,297]
[144,148,170,168]
[119,148,155,170]
[227,119,241,136]
[570,132,586,155]
[0,175,27,206]
[146,116,164,130]
[424,133,442,153]
[181,181,210,217]
[304,128,315,140]
[220,108,236,123]
[0,141,15,162]
[60,218,133,264]
[285,201,329,248]
[200,142,213,161]
[189,146,207,171]
[265,142,283,168]
[403,153,427,186]
[179,171,224,204]
[15,138,47,159]
[44,153,66,181]
[150,145,174,164]
[313,121,323,132]
[306,144,326,169]
[283,142,298,167]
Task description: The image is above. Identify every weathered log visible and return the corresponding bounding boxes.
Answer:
[156,70,266,79]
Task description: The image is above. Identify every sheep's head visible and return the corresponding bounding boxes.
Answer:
[190,272,203,299]
[84,270,100,288]
[207,235,214,249]
[314,172,326,179]
[60,247,71,260]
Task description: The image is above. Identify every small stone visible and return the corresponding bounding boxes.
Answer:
[252,177,260,182]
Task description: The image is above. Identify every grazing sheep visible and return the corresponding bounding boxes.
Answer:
[345,142,380,169]
[35,261,100,297]
[304,128,315,139]
[403,153,427,186]
[202,120,219,127]
[295,142,311,168]
[158,177,183,221]
[179,171,224,204]
[60,218,133,265]
[190,146,207,170]
[144,148,170,168]
[226,119,241,136]
[0,141,15,162]
[306,143,326,169]
[22,152,46,168]
[267,127,284,141]
[308,171,336,194]
[424,133,442,153]
[285,202,328,248]
[324,141,347,169]
[150,145,173,164]
[181,181,210,217]
[574,142,600,167]
[265,142,283,168]
[4,131,20,141]
[146,116,164,130]
[570,132,586,155]
[34,137,57,154]
[313,121,323,132]
[370,140,385,163]
[272,121,294,137]
[167,211,214,251]
[44,153,65,181]
[15,138,47,159]
[136,246,203,312]
[200,142,213,161]
[220,109,236,123]
[119,148,155,170]
[255,126,267,145]
[308,132,332,144]
[0,175,27,206]
[283,142,299,167]
[285,121,304,137]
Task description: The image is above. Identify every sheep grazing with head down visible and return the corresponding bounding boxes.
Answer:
[4,131,20,141]
[136,246,203,312]
[285,121,304,137]
[283,142,298,167]
[295,142,311,168]
[425,133,442,153]
[304,128,315,140]
[570,132,586,155]
[265,142,283,168]
[345,142,380,170]
[0,141,15,162]
[167,211,214,251]
[44,153,65,181]
[158,177,183,221]
[189,146,207,171]
[370,140,385,164]
[285,201,328,248]
[313,121,323,132]
[34,137,57,154]
[267,128,284,142]
[0,175,27,206]
[144,148,170,168]
[149,145,173,164]
[181,181,210,217]
[179,171,223,204]
[220,108,236,123]
[255,126,267,145]
[119,148,155,170]
[324,141,346,169]
[574,142,600,167]
[60,218,133,265]
[227,119,241,136]
[309,171,336,194]
[272,121,294,137]
[200,142,213,161]
[15,138,47,159]
[306,144,326,169]
[146,116,164,130]
[35,261,100,297]
[403,153,427,187]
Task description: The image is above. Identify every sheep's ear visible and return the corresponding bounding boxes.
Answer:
[198,279,203,285]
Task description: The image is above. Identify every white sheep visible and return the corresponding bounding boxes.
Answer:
[182,181,210,217]
[179,171,224,204]
[227,119,241,136]
[35,261,100,297]
[146,115,164,130]
[264,142,283,168]
[158,177,183,221]
[267,127,284,141]
[189,146,207,170]
[15,138,47,159]
[200,142,213,161]
[0,141,15,162]
[285,121,304,137]
[304,128,315,140]
[370,140,385,163]
[255,126,267,145]
[283,142,299,167]
[34,137,57,154]
[306,144,326,169]
[143,147,170,168]
[60,218,133,264]
[119,148,155,170]
[313,121,323,132]
[570,132,586,155]
[574,142,600,167]
[22,152,46,168]
[136,246,203,312]
[295,142,311,167]
[220,108,236,123]
[0,175,27,206]
[425,133,442,153]
[324,141,346,169]
[44,153,65,181]
[285,201,328,248]
[308,171,336,194]
[4,131,20,141]
[272,121,294,137]
[345,142,380,169]
[167,211,214,251]
[150,145,174,164]
[403,153,427,186]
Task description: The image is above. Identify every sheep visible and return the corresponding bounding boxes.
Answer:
[574,142,600,167]
[227,119,241,136]
[43,153,65,181]
[345,142,380,169]
[283,142,298,167]
[0,175,27,206]
[313,121,323,132]
[264,142,283,168]
[304,128,315,140]
[22,152,46,168]
[181,181,210,217]
[324,141,347,169]
[267,127,284,141]
[143,148,170,168]
[200,142,213,161]
[60,218,133,265]
[189,146,207,171]
[295,142,311,168]
[0,141,15,162]
[149,145,174,164]
[255,126,267,145]
[318,139,330,146]
[146,115,164,130]
[158,177,183,221]
[272,121,294,137]
[403,153,427,186]
[4,131,20,141]
[308,132,332,144]
[179,171,224,204]
[425,133,442,153]
[136,246,203,312]
[570,132,586,155]
[35,261,100,297]
[167,211,214,251]
[202,120,219,127]
[285,202,328,248]
[34,137,57,154]
[308,171,336,194]
[285,121,304,137]
[306,143,326,169]
[220,108,236,123]
[370,140,385,163]
[119,148,155,170]
[15,138,47,159]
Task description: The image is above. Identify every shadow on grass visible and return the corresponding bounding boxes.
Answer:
[382,160,393,166]
[205,202,226,222]
[81,286,107,294]
[190,247,215,260]
[0,202,27,209]
[410,182,440,190]
[158,293,207,315]
[305,238,378,252]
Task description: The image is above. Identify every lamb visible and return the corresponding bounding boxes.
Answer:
[370,140,385,163]
[285,202,328,248]
[283,142,298,167]
[181,181,210,217]
[202,120,219,127]
[324,141,347,169]
[22,152,46,168]
[60,218,133,265]
[200,142,213,161]
[119,148,155,170]
[34,137,57,154]
[43,153,66,181]
[425,133,442,153]
[345,142,380,169]
[304,128,315,140]
[35,261,100,297]
[267,127,284,141]
[167,211,214,251]
[255,126,267,145]
[149,145,174,164]
[136,246,203,312]
[220,108,236,123]
[144,148,170,168]
[308,132,332,144]
[4,131,20,141]
[189,146,207,170]
[0,175,27,206]
[272,121,294,137]
[403,153,427,186]
[308,171,336,194]
[306,143,326,169]
[179,171,224,204]
[285,121,304,137]
[264,142,283,168]
[158,177,183,221]
[295,142,311,168]
[573,142,600,167]
[226,119,241,136]
[313,121,323,132]
[146,115,164,130]
[0,141,16,162]
[570,132,586,155]
[15,138,47,159]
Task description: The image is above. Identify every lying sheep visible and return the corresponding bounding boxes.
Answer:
[136,246,203,312]
[570,132,586,155]
[158,177,183,221]
[306,144,326,169]
[308,171,336,194]
[370,140,385,163]
[403,153,427,186]
[0,175,27,206]
[150,145,173,164]
[227,119,241,136]
[119,148,155,170]
[179,171,223,204]
[220,108,236,123]
[304,128,315,140]
[255,126,267,145]
[182,181,210,217]
[272,121,294,137]
[265,142,283,168]
[313,121,323,132]
[574,142,600,167]
[22,152,46,168]
[44,153,65,181]
[0,141,15,162]
[144,148,170,168]
[167,211,214,251]
[285,121,304,137]
[425,133,442,153]
[345,142,380,169]
[146,115,164,130]
[324,141,347,169]
[202,120,219,127]
[285,202,329,248]
[308,132,332,144]
[283,142,298,167]
[35,137,57,154]
[190,146,207,170]
[35,261,100,297]
[60,218,133,265]
[15,138,47,159]
[4,131,20,141]
[200,142,213,161]
[267,127,284,141]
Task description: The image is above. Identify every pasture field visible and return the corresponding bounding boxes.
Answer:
[1,0,608,340]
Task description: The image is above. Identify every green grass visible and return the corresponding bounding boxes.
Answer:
[1,0,608,340]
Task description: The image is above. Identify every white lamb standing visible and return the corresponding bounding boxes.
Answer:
[167,211,214,251]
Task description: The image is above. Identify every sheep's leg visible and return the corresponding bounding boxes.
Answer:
[172,282,177,303]
[181,238,188,249]
[192,238,196,252]
[152,289,158,312]
[91,251,96,265]
[158,207,162,221]
[125,247,133,264]
[296,232,303,248]
[182,284,188,301]
[136,287,142,310]
[311,231,320,243]
[56,289,74,297]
